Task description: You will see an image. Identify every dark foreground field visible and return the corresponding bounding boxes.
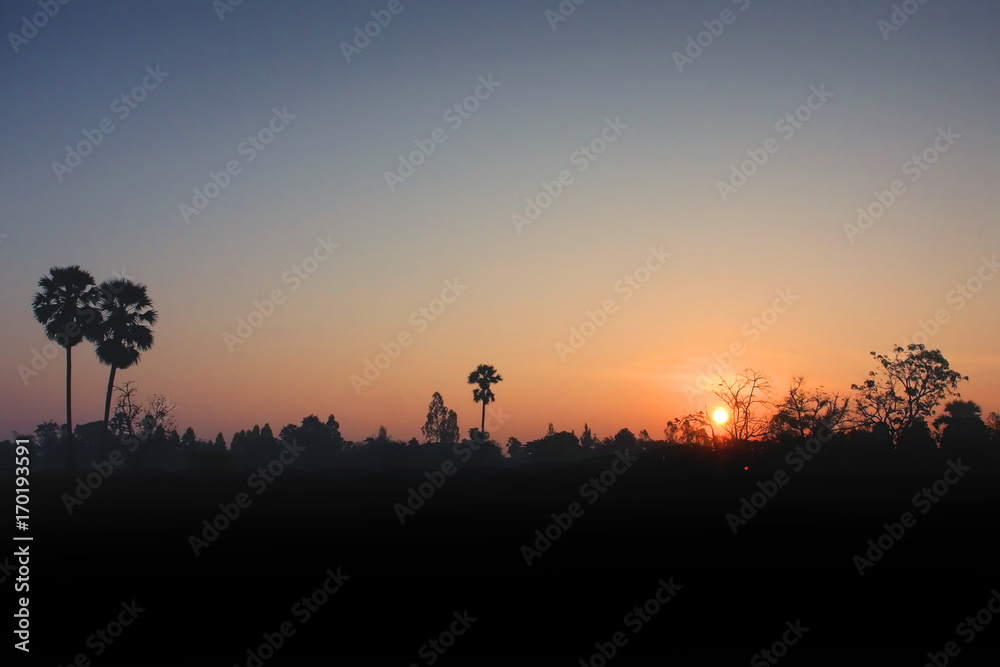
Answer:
[7,446,1000,665]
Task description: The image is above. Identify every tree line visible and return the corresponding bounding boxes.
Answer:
[16,266,999,472]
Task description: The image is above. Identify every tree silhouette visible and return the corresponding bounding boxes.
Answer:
[467,364,503,435]
[851,344,967,445]
[771,377,849,439]
[613,428,638,451]
[897,417,937,451]
[714,369,774,444]
[422,392,459,444]
[933,400,988,448]
[31,266,101,468]
[92,278,157,438]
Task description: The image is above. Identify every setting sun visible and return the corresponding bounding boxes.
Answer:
[713,409,729,425]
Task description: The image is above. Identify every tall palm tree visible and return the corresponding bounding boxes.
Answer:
[467,364,503,435]
[93,278,158,437]
[31,266,101,468]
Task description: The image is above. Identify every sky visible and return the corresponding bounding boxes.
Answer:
[2,0,999,444]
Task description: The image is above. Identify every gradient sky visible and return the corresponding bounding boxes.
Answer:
[2,0,999,444]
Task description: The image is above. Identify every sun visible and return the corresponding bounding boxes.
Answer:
[712,408,729,424]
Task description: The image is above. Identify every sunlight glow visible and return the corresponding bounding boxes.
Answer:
[712,409,729,425]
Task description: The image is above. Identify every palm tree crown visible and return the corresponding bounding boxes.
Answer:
[468,364,503,434]
[31,265,100,467]
[31,266,100,347]
[93,278,158,432]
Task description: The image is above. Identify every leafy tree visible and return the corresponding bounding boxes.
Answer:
[214,433,227,450]
[851,344,967,445]
[92,278,157,435]
[987,412,1000,445]
[580,423,597,449]
[422,392,459,444]
[613,428,637,451]
[524,430,581,461]
[546,422,556,436]
[664,417,711,447]
[506,437,524,458]
[181,427,197,448]
[897,417,937,452]
[34,420,61,450]
[285,414,344,453]
[261,423,275,441]
[279,423,298,444]
[638,429,652,443]
[324,415,344,449]
[31,266,101,467]
[467,364,503,435]
[933,400,988,448]
[771,377,849,439]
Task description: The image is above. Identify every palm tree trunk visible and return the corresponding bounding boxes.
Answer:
[480,401,486,435]
[101,365,118,459]
[65,345,75,470]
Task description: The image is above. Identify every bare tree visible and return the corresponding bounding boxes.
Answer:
[110,381,143,436]
[713,369,774,444]
[142,393,177,437]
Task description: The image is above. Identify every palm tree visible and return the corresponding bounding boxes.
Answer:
[31,266,101,468]
[933,399,988,448]
[92,278,158,439]
[467,364,503,435]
